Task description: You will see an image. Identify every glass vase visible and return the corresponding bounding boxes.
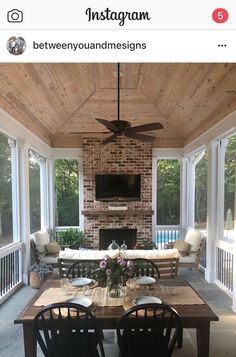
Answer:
[107,275,125,298]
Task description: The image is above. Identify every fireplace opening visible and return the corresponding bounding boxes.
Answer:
[99,228,137,250]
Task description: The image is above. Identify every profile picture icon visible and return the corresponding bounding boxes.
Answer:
[6,36,26,55]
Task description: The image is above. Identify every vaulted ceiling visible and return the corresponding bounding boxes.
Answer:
[0,63,236,147]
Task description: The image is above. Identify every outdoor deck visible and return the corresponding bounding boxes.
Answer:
[0,269,236,357]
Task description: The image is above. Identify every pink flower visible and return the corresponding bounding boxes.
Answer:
[117,257,126,266]
[127,269,134,276]
[127,260,134,268]
[100,260,107,269]
[106,269,112,276]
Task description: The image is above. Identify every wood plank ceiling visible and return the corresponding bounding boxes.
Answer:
[0,63,236,148]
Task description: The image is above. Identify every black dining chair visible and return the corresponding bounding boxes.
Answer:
[132,258,160,279]
[66,260,100,279]
[116,303,182,357]
[33,302,105,357]
[58,258,100,279]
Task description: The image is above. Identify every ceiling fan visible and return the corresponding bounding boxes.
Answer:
[72,63,164,144]
[97,63,164,144]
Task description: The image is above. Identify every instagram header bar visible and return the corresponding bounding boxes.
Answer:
[0,1,236,30]
[0,1,236,61]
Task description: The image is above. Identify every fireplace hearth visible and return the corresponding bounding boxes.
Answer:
[99,228,137,250]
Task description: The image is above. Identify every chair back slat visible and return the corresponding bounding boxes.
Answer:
[58,259,99,279]
[131,258,160,279]
[154,257,179,279]
[33,302,104,357]
[117,303,182,357]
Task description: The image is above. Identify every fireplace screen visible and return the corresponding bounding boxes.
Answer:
[99,228,137,250]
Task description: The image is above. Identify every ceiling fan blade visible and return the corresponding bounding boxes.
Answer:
[96,118,119,132]
[125,132,155,142]
[102,134,118,144]
[70,131,109,134]
[128,122,164,133]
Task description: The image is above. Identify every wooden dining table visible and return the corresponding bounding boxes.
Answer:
[14,278,218,357]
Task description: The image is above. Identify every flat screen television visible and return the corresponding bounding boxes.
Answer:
[95,174,141,201]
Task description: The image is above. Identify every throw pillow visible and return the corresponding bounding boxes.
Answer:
[33,230,50,253]
[173,240,191,257]
[46,241,61,254]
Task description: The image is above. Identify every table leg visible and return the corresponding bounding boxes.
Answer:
[196,322,210,357]
[23,324,37,357]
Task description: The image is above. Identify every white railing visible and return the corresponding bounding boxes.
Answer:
[0,242,23,304]
[216,240,234,294]
[155,226,182,249]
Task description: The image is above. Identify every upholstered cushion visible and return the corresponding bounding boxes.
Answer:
[33,231,50,253]
[46,240,61,254]
[179,255,196,264]
[59,248,179,260]
[120,249,179,259]
[39,254,59,265]
[173,240,191,256]
[184,229,202,257]
[59,248,120,260]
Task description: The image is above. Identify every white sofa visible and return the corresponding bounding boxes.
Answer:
[31,229,179,268]
[59,248,179,260]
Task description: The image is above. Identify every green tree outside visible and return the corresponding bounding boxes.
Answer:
[0,133,13,247]
[156,159,180,225]
[54,159,79,227]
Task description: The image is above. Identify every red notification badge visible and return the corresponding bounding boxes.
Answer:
[212,8,229,23]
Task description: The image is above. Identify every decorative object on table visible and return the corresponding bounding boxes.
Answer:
[60,278,70,296]
[29,263,53,289]
[133,296,162,305]
[134,276,156,286]
[96,256,134,298]
[134,239,156,250]
[120,240,127,250]
[57,228,86,249]
[69,277,92,287]
[107,240,120,250]
[66,297,93,308]
[134,276,156,295]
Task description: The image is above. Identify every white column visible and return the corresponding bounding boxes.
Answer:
[18,140,31,284]
[180,158,188,238]
[152,154,157,241]
[231,154,236,312]
[8,139,19,242]
[39,158,47,229]
[78,157,84,231]
[48,158,55,232]
[205,141,218,282]
[217,140,228,241]
[186,156,195,228]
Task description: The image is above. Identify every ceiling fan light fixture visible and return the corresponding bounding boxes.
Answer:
[71,63,164,143]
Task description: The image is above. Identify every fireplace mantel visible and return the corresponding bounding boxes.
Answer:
[82,209,154,216]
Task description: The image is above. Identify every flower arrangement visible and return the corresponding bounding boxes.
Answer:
[29,263,53,289]
[29,263,53,280]
[96,256,134,297]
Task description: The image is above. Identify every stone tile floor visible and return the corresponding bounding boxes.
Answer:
[0,269,236,357]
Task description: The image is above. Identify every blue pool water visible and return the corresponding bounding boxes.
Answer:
[155,230,180,246]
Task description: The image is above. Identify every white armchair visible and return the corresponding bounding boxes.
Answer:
[178,229,204,272]
[31,230,60,267]
[166,229,205,273]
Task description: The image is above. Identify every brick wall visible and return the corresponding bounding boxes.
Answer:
[83,137,153,248]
